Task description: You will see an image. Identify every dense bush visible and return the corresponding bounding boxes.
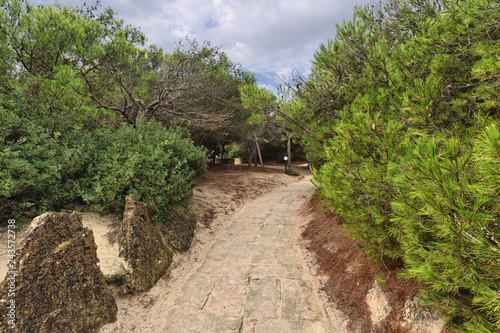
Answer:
[0,93,97,222]
[81,120,207,220]
[0,92,207,225]
[294,0,500,331]
[0,94,57,220]
[0,0,239,227]
[391,126,500,332]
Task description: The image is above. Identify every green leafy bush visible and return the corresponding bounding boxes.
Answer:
[284,169,300,176]
[0,92,207,226]
[0,93,92,222]
[81,120,207,220]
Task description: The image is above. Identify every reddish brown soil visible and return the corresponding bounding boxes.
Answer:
[195,164,451,333]
[301,196,421,333]
[191,163,303,224]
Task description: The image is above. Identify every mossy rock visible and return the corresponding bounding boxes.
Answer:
[159,205,197,252]
[0,212,117,333]
[118,195,173,294]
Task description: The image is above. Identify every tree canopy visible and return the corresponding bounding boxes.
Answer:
[2,0,499,330]
[0,0,252,223]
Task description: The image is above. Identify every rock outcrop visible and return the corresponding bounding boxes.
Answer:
[118,194,172,294]
[366,281,445,332]
[366,281,392,325]
[0,212,117,333]
[159,205,197,251]
[401,298,445,333]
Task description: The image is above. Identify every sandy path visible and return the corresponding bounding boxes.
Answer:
[100,175,347,333]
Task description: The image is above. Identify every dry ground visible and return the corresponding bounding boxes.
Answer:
[301,196,417,333]
[192,163,450,333]
[0,162,450,332]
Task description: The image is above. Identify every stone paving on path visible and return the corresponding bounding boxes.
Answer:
[162,177,332,333]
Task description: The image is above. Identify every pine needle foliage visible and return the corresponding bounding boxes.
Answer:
[392,130,500,332]
[292,0,500,330]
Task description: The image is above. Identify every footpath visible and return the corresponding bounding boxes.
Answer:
[162,176,336,333]
[102,174,348,333]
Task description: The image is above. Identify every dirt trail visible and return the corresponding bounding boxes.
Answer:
[100,169,347,333]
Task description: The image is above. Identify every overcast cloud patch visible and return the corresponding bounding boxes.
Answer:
[31,0,371,91]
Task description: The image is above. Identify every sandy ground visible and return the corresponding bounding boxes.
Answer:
[98,163,346,332]
[80,212,129,277]
[1,163,340,332]
[0,162,451,333]
[0,223,27,282]
[0,164,301,281]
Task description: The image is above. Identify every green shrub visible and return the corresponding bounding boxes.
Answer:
[284,169,300,176]
[0,92,207,226]
[81,120,208,220]
[227,147,243,159]
[297,0,500,331]
[391,124,500,332]
[0,93,85,222]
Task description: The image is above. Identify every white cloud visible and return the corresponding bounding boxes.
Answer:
[31,0,371,89]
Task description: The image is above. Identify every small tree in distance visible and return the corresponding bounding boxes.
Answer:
[238,82,278,171]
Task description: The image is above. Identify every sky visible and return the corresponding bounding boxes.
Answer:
[31,0,372,92]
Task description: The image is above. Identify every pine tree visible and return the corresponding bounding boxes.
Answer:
[292,0,500,330]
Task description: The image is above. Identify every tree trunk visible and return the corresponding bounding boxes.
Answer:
[286,133,293,171]
[134,103,148,127]
[254,134,266,172]
[247,142,254,167]
[221,144,226,160]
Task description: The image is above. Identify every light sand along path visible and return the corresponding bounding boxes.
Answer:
[101,175,348,333]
